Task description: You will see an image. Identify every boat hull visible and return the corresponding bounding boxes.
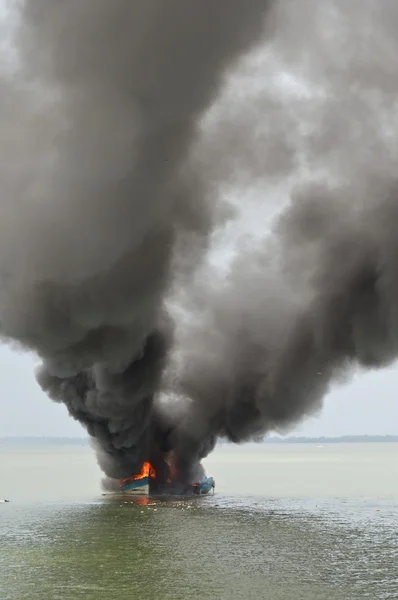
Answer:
[121,477,149,495]
[192,476,215,495]
[119,475,215,497]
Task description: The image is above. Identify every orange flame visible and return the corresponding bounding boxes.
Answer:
[167,466,178,483]
[121,462,156,485]
[166,453,178,483]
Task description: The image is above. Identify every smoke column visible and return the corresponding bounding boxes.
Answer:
[0,0,273,482]
[167,0,398,474]
[1,0,398,485]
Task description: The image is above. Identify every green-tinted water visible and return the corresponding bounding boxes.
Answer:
[1,443,397,600]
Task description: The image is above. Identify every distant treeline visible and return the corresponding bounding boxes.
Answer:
[262,435,398,444]
[0,436,89,446]
[214,434,398,445]
[1,435,398,446]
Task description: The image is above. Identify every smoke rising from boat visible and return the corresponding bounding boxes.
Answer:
[168,0,398,473]
[1,1,398,484]
[0,0,273,482]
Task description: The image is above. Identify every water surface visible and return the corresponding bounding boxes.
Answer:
[1,442,397,599]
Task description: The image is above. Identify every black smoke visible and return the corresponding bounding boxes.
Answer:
[0,0,273,485]
[0,0,397,486]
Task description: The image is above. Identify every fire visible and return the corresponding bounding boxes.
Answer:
[166,452,178,483]
[120,456,180,491]
[167,465,178,483]
[121,462,156,485]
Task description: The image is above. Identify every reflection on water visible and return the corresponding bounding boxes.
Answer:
[1,443,398,600]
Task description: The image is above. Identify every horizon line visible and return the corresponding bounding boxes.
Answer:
[1,434,398,442]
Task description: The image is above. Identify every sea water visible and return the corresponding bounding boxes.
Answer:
[1,442,397,600]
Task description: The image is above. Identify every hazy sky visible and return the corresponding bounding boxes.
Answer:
[0,343,397,438]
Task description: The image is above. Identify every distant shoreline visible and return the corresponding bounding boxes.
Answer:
[1,435,398,446]
[263,435,398,444]
[0,437,90,446]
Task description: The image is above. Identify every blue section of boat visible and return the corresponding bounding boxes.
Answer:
[121,477,149,491]
[120,474,215,495]
[192,476,215,495]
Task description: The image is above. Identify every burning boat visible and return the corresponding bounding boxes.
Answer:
[191,476,215,495]
[119,462,215,496]
[120,462,156,495]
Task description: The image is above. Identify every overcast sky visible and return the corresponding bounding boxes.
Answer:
[0,343,397,438]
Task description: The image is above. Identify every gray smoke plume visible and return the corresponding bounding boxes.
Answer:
[0,0,273,483]
[1,0,398,486]
[166,0,398,475]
